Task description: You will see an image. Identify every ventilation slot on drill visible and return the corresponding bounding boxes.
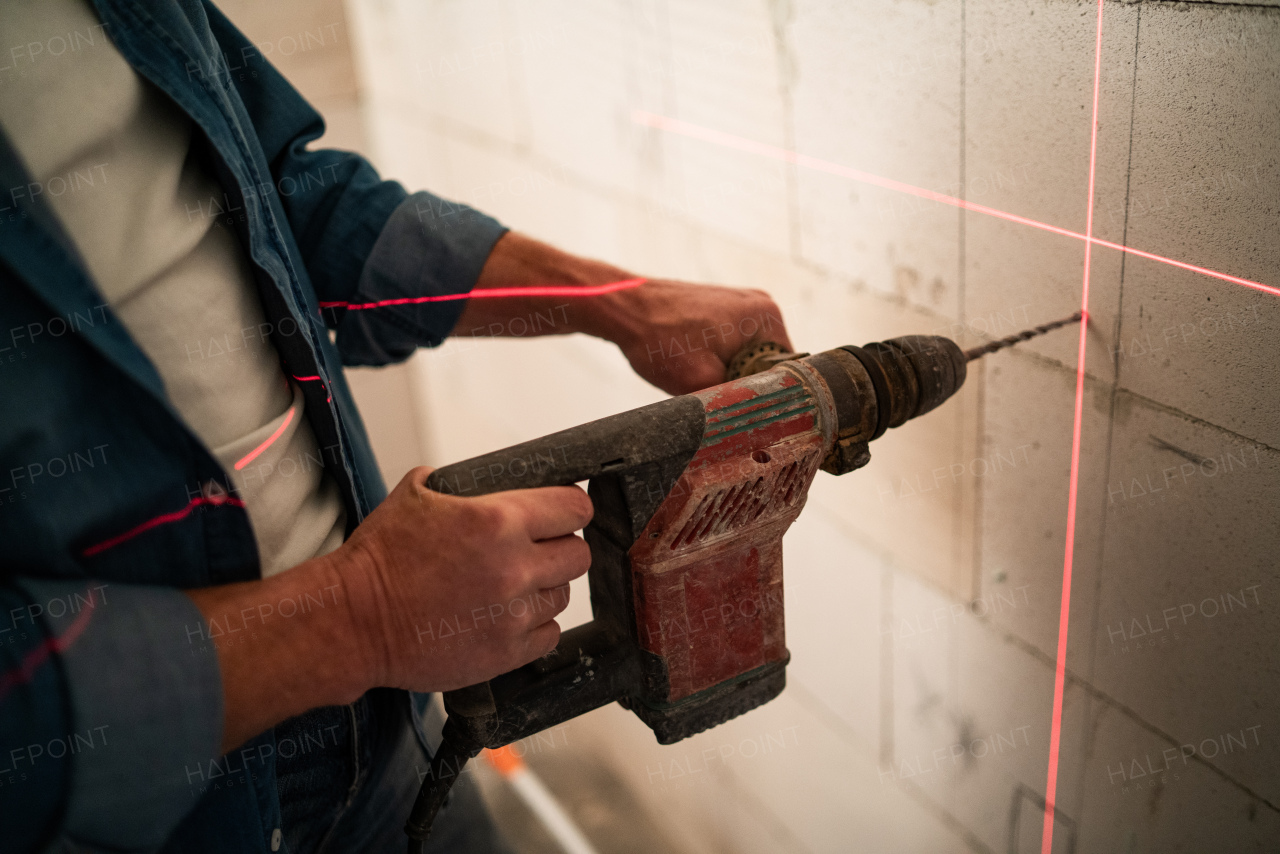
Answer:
[670,455,815,549]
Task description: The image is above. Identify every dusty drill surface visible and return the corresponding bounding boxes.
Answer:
[405,315,1081,851]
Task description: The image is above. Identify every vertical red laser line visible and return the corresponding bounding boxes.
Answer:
[1042,2,1104,852]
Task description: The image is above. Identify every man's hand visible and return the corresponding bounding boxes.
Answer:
[336,467,592,692]
[456,232,793,395]
[186,467,592,752]
[607,278,792,395]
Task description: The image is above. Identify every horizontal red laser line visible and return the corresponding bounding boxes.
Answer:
[235,407,295,471]
[630,110,1280,299]
[0,601,95,701]
[82,494,246,558]
[319,278,648,311]
[290,374,331,402]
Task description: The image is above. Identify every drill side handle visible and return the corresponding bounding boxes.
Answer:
[440,618,641,746]
[406,618,642,850]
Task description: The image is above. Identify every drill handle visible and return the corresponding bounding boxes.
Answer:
[424,394,703,498]
[422,393,707,749]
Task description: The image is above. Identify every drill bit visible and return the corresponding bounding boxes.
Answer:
[963,311,1083,361]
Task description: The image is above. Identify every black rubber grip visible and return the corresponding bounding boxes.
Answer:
[839,345,892,440]
[805,350,862,437]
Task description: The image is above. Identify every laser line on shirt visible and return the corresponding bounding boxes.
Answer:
[81,493,246,558]
[0,603,95,702]
[234,407,295,471]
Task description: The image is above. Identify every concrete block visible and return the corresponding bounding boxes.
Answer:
[1077,696,1280,853]
[963,0,1139,380]
[721,692,974,854]
[1090,392,1280,804]
[977,350,1111,666]
[357,108,556,226]
[370,0,531,144]
[782,509,886,752]
[653,1,792,255]
[344,362,429,485]
[508,2,676,203]
[950,614,1090,854]
[886,565,1093,852]
[500,1,794,254]
[790,0,963,316]
[356,105,458,199]
[579,688,970,854]
[414,334,662,461]
[574,181,818,344]
[889,567,961,797]
[1114,3,1280,447]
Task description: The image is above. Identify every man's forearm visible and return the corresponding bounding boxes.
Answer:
[455,231,647,346]
[185,551,370,753]
[454,230,793,395]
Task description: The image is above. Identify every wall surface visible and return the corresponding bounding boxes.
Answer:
[338,1,1280,851]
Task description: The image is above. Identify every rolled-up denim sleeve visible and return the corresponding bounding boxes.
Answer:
[1,579,222,852]
[334,192,508,366]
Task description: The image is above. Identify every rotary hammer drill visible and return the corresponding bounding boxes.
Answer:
[405,313,1080,850]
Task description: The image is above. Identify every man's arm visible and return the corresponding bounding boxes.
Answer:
[186,468,592,754]
[0,579,223,851]
[206,5,791,387]
[184,228,795,753]
[458,232,794,395]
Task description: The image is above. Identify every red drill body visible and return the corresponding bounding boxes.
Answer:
[406,317,1078,850]
[631,366,825,705]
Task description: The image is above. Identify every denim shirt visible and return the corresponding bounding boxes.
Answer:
[0,1,506,851]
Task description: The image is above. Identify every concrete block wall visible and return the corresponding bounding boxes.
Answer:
[341,0,1280,850]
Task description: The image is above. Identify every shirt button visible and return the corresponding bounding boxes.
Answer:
[200,480,229,504]
[270,827,282,851]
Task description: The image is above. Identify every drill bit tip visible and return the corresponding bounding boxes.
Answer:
[963,311,1083,361]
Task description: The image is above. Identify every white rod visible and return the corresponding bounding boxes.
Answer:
[505,766,601,854]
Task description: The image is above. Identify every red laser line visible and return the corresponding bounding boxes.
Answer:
[291,374,331,401]
[1087,238,1280,297]
[629,111,1280,298]
[0,601,95,701]
[82,494,245,558]
[319,278,647,311]
[1042,3,1104,852]
[235,407,295,471]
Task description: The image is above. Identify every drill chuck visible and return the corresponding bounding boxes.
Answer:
[729,334,968,475]
[730,312,1081,474]
[842,335,968,435]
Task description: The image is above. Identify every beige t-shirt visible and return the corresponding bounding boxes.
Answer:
[0,0,346,576]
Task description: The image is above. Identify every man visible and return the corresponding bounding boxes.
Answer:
[0,1,791,852]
